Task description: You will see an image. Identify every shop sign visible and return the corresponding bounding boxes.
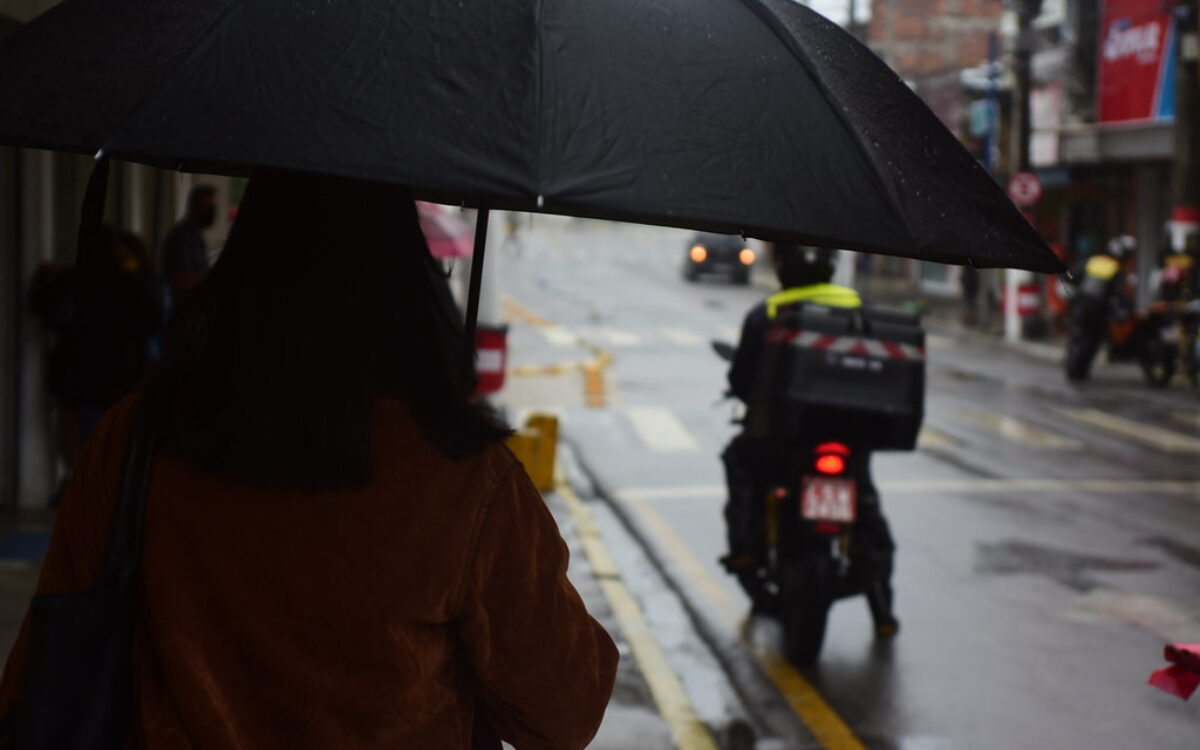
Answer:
[1098,0,1177,123]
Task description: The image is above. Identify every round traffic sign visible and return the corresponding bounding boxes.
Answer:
[1008,171,1042,208]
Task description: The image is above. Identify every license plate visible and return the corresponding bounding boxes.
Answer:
[800,477,857,523]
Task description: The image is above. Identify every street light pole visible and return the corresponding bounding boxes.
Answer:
[1170,0,1200,259]
[1009,0,1042,175]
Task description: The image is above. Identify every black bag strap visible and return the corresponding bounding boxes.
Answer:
[102,391,160,585]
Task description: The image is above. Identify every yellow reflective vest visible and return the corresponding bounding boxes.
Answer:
[766,283,862,319]
[1084,254,1121,281]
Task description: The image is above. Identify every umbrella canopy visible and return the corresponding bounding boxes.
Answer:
[0,0,1060,272]
[416,202,474,260]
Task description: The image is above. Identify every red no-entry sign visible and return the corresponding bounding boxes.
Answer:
[1008,171,1043,208]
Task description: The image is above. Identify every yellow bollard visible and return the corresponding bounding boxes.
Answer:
[505,413,559,491]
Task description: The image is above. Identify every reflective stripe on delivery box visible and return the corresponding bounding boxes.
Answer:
[767,328,926,361]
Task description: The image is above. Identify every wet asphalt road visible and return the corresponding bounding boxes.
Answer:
[494,217,1200,749]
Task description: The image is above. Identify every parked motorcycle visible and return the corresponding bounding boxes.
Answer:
[1066,298,1200,388]
[1139,299,1200,389]
[713,340,900,665]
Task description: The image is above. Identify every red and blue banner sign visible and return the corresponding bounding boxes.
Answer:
[1098,0,1177,123]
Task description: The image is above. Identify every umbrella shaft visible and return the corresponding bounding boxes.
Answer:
[462,205,490,390]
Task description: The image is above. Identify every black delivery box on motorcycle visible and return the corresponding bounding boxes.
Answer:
[746,305,925,450]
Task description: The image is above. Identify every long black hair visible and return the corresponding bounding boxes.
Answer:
[148,170,509,488]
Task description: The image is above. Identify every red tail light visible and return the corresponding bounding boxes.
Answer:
[813,522,844,535]
[815,454,846,475]
[814,441,850,475]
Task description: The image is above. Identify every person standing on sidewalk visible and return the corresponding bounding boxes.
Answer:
[160,184,217,301]
[30,225,166,475]
[0,170,617,750]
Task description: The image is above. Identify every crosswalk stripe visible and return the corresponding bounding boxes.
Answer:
[539,325,577,347]
[625,407,701,452]
[599,328,641,347]
[660,327,705,347]
[1056,409,1200,452]
[958,410,1084,450]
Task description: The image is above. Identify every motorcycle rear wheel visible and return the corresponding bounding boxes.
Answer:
[782,598,831,666]
[780,555,834,666]
[1140,338,1176,387]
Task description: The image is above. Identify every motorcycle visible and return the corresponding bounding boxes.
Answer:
[713,341,898,665]
[1064,296,1197,387]
[1137,299,1200,390]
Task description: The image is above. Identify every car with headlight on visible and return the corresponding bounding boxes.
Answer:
[682,232,756,284]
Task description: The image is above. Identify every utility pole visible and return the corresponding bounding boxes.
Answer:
[1009,0,1042,175]
[1170,0,1200,260]
[1005,0,1044,342]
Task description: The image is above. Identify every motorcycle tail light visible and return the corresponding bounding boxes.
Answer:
[815,454,845,475]
[813,522,843,536]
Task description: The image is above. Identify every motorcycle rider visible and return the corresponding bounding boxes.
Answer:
[1065,235,1134,382]
[720,244,896,632]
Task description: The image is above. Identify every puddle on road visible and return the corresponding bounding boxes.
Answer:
[975,540,1159,591]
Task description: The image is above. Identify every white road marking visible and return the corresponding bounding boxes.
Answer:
[539,325,578,347]
[1068,588,1200,644]
[1056,408,1200,452]
[625,407,702,452]
[599,328,641,346]
[958,410,1084,450]
[881,478,1200,494]
[619,479,1200,501]
[660,327,705,347]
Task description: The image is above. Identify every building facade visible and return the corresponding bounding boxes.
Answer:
[1,0,234,509]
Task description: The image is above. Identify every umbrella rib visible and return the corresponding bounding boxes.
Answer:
[733,0,917,252]
[533,0,547,198]
[98,0,252,161]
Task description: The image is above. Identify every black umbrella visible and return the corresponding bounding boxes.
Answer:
[0,0,1059,273]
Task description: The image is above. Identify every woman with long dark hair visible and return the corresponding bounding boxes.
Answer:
[0,171,617,748]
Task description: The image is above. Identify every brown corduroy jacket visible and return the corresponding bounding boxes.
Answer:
[0,398,617,749]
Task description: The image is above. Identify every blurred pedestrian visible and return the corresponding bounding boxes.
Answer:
[1,170,617,749]
[30,225,167,472]
[1064,235,1134,382]
[161,184,217,300]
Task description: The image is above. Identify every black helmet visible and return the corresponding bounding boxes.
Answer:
[774,243,837,288]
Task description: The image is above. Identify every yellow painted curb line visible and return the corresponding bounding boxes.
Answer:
[623,499,868,750]
[502,295,613,406]
[557,478,719,750]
